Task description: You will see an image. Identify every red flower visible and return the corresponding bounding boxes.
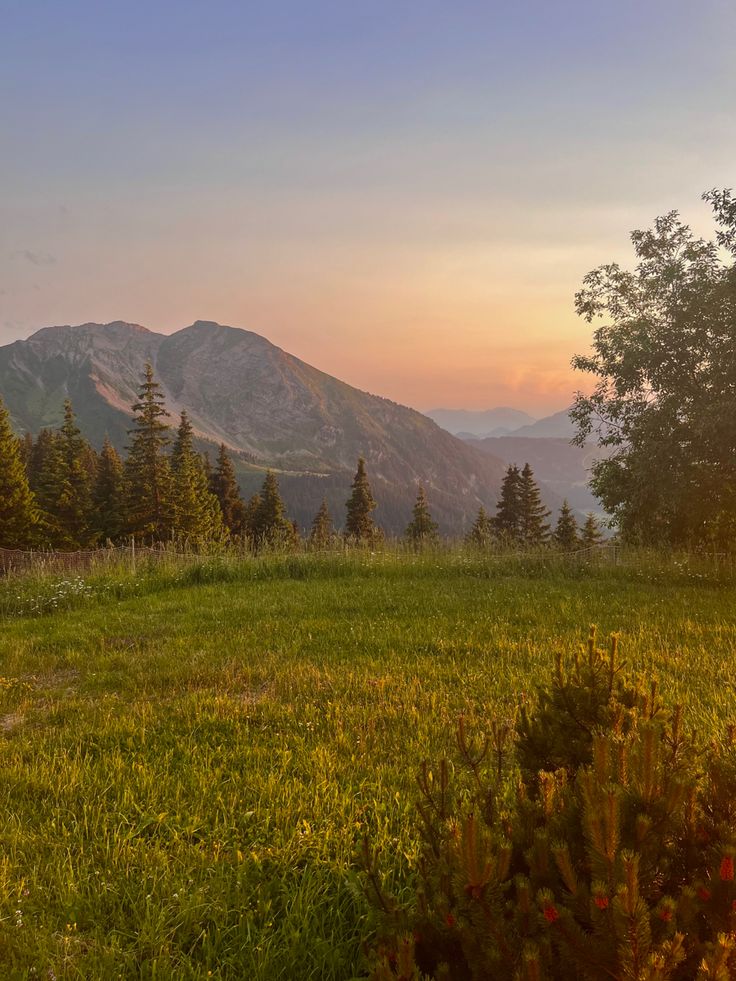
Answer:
[659,908,672,922]
[698,887,711,902]
[594,896,609,910]
[543,904,559,923]
[720,856,734,882]
[445,913,456,928]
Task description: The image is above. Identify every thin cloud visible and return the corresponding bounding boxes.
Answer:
[12,250,56,266]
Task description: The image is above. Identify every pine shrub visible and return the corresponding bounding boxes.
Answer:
[364,628,736,980]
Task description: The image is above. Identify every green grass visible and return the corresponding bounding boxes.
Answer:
[0,550,734,979]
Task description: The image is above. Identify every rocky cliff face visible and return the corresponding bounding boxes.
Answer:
[0,319,540,533]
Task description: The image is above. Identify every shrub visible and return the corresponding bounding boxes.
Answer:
[363,628,736,980]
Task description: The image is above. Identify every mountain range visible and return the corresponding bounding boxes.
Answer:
[0,319,564,535]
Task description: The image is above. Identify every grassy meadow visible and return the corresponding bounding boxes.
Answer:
[0,549,734,979]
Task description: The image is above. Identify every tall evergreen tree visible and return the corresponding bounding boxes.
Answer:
[553,499,579,549]
[252,471,292,548]
[57,399,96,545]
[581,512,605,548]
[518,462,551,546]
[32,431,76,548]
[493,464,522,542]
[309,497,334,549]
[124,363,172,540]
[405,486,439,546]
[0,398,39,548]
[465,506,493,547]
[345,457,378,543]
[93,437,126,543]
[170,411,224,543]
[210,443,245,536]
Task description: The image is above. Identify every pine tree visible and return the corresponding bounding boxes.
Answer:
[0,397,38,548]
[32,431,76,548]
[170,411,224,544]
[405,486,439,546]
[309,497,334,549]
[465,506,493,547]
[124,363,172,540]
[243,493,262,546]
[57,399,96,545]
[493,465,522,542]
[252,471,292,548]
[345,457,378,544]
[518,462,550,546]
[93,437,125,543]
[553,499,579,550]
[366,627,736,980]
[581,512,604,548]
[210,443,245,536]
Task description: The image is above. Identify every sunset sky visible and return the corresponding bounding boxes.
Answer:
[1,0,734,415]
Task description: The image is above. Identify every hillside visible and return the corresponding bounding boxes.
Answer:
[465,434,607,515]
[0,320,525,534]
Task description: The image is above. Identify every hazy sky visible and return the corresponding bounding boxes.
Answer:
[1,0,734,415]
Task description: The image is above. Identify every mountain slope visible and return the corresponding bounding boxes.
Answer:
[0,320,529,534]
[511,409,575,439]
[425,406,536,437]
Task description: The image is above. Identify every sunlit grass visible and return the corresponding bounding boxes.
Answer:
[0,550,733,978]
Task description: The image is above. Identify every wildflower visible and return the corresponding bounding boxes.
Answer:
[594,895,609,910]
[542,904,559,923]
[445,912,456,927]
[720,855,734,882]
[659,908,672,922]
[698,886,711,902]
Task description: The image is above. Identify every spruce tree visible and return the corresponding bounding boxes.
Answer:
[493,464,522,543]
[124,363,172,540]
[553,499,579,549]
[581,512,605,548]
[405,486,438,546]
[309,497,334,549]
[93,437,125,543]
[465,505,493,547]
[252,471,292,548]
[0,398,38,548]
[170,411,224,544]
[518,462,551,546]
[243,493,262,546]
[57,399,96,545]
[211,443,245,536]
[32,431,75,548]
[345,457,378,544]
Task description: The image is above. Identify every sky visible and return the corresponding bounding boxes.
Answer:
[1,0,734,416]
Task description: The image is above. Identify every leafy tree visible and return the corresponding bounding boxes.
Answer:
[581,512,604,549]
[553,499,579,549]
[93,437,126,543]
[124,363,172,540]
[465,506,493,547]
[493,464,522,542]
[210,443,245,536]
[345,457,378,544]
[170,411,224,543]
[572,189,736,548]
[0,397,38,548]
[405,486,439,546]
[309,497,335,549]
[518,462,550,546]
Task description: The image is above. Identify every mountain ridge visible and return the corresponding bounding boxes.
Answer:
[0,319,560,534]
